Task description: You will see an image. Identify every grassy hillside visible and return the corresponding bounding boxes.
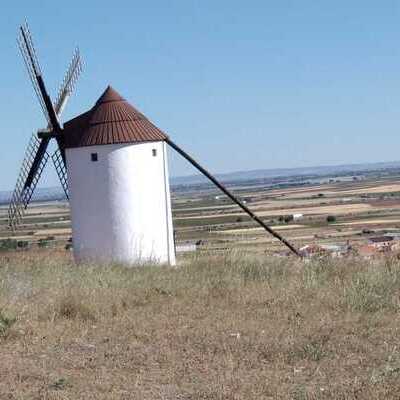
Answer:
[1,251,400,398]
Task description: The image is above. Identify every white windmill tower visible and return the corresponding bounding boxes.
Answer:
[62,86,176,265]
[9,22,301,263]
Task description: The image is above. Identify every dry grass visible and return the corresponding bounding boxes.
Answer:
[2,252,400,398]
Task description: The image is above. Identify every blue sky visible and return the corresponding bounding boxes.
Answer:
[1,1,400,190]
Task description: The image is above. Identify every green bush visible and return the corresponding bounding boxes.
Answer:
[0,239,18,251]
[38,238,49,248]
[17,241,29,250]
[284,215,294,223]
[326,215,336,223]
[0,311,16,337]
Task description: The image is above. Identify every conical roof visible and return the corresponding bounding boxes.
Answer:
[63,86,168,149]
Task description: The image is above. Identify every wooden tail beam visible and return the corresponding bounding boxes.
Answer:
[166,138,301,257]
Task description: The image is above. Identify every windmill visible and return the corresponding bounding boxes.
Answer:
[8,23,82,229]
[58,85,301,264]
[8,23,300,265]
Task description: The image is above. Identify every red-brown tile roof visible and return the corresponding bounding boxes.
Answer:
[62,86,168,149]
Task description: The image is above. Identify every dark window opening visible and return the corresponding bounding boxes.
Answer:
[152,149,157,157]
[91,153,98,162]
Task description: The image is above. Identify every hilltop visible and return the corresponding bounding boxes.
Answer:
[1,251,400,398]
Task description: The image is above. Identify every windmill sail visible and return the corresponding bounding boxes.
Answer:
[8,135,49,229]
[8,23,82,229]
[16,22,59,191]
[54,48,82,117]
[50,49,82,197]
[17,22,51,125]
[18,23,62,132]
[53,47,83,169]
[52,149,69,199]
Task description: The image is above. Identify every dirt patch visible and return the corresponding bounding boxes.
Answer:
[336,184,400,195]
[218,225,306,235]
[333,219,400,226]
[176,203,374,220]
[33,228,72,236]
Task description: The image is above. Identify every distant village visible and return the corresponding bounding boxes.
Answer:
[297,232,400,259]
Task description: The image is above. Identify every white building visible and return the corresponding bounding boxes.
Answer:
[62,86,176,266]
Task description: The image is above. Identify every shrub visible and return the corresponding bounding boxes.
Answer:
[38,238,49,248]
[326,215,336,223]
[0,239,18,251]
[17,241,29,250]
[55,295,95,321]
[0,311,16,338]
[284,215,294,223]
[49,377,69,391]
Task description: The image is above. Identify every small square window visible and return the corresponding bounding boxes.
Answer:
[91,153,98,162]
[152,149,157,157]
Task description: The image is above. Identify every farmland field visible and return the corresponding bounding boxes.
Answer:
[2,171,400,256]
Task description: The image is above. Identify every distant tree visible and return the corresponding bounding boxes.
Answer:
[362,228,374,235]
[0,239,18,251]
[326,215,336,223]
[38,239,49,248]
[17,241,29,250]
[284,215,294,224]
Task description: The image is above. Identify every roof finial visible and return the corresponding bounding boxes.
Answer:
[96,85,125,104]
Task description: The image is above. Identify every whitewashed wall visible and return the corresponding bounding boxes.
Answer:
[66,141,176,266]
